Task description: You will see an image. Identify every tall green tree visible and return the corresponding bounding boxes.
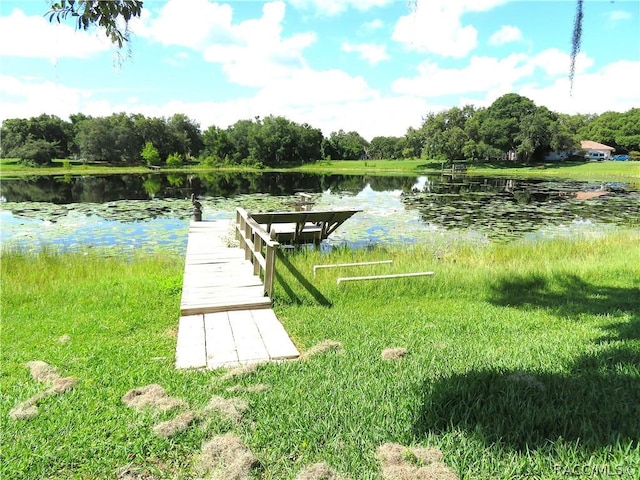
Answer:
[419,106,475,161]
[515,107,556,163]
[202,125,232,163]
[402,127,425,158]
[0,115,71,158]
[369,136,405,159]
[132,114,172,162]
[578,109,640,153]
[225,119,258,164]
[167,114,204,159]
[323,130,369,160]
[475,93,537,160]
[75,113,140,163]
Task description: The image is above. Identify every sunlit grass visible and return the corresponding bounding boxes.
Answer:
[2,231,640,478]
[471,160,640,182]
[4,156,637,182]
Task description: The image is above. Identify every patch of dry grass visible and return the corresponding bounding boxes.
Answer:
[122,384,185,412]
[295,462,341,480]
[300,340,343,360]
[203,396,248,424]
[26,360,60,383]
[381,348,408,360]
[377,443,458,480]
[8,361,78,420]
[225,384,271,394]
[219,363,260,382]
[152,411,197,438]
[196,433,259,480]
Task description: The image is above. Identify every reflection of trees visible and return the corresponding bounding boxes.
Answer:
[190,172,413,197]
[142,175,162,197]
[0,177,74,203]
[74,176,149,202]
[367,176,415,192]
[402,177,640,238]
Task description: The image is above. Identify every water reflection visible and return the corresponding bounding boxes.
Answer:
[0,172,417,204]
[0,172,638,253]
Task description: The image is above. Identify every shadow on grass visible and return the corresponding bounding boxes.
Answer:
[414,344,640,450]
[488,273,639,333]
[274,250,332,307]
[414,273,640,450]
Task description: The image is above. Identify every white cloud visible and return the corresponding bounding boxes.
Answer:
[361,19,384,32]
[342,42,389,65]
[393,54,531,97]
[392,0,508,57]
[520,60,640,115]
[133,0,235,49]
[609,10,632,22]
[289,0,395,16]
[137,1,316,88]
[162,51,191,67]
[530,49,593,77]
[392,49,594,98]
[488,25,523,46]
[0,8,111,59]
[0,75,88,120]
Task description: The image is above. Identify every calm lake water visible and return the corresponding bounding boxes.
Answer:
[1,172,638,254]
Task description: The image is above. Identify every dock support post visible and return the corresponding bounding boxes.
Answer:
[253,235,263,276]
[264,244,276,297]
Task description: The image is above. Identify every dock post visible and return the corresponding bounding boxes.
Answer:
[264,244,276,297]
[253,235,263,276]
[243,220,252,261]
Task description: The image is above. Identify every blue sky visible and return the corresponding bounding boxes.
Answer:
[1,0,638,140]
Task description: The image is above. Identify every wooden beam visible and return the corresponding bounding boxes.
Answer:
[337,271,434,285]
[313,260,393,276]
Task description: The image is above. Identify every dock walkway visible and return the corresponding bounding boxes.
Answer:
[175,220,299,370]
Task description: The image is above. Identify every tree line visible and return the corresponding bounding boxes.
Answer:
[2,93,638,167]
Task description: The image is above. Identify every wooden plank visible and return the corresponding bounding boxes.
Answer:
[181,285,266,300]
[175,315,207,369]
[181,297,272,316]
[228,310,270,364]
[337,271,434,285]
[313,260,393,276]
[252,309,299,360]
[204,312,239,369]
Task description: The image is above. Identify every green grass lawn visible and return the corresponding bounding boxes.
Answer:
[2,232,640,479]
[3,156,639,182]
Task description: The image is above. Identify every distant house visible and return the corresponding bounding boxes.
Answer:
[543,151,569,161]
[580,140,615,159]
[544,140,615,161]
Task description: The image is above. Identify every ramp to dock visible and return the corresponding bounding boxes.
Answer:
[176,220,299,370]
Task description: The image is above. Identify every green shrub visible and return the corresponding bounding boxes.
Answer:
[140,141,161,166]
[10,139,59,165]
[166,152,183,168]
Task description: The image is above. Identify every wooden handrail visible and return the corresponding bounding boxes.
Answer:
[235,207,279,297]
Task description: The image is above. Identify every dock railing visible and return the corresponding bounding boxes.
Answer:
[441,160,468,175]
[235,207,279,297]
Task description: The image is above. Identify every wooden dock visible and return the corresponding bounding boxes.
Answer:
[176,220,299,370]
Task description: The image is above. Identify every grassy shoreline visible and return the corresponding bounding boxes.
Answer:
[2,231,639,479]
[2,157,639,182]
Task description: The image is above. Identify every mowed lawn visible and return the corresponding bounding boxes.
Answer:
[1,231,639,479]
